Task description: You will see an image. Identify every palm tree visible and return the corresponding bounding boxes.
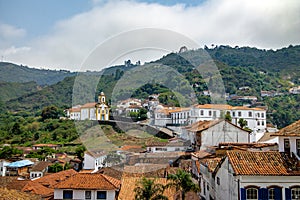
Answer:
[166,169,200,200]
[238,118,248,129]
[134,177,168,200]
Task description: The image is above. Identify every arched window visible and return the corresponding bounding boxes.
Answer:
[268,187,282,200]
[292,187,300,200]
[246,188,258,200]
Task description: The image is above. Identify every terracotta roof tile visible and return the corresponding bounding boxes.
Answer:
[200,157,222,172]
[118,177,176,200]
[0,188,40,200]
[186,120,223,132]
[30,161,51,172]
[227,151,299,176]
[21,181,54,197]
[96,167,124,180]
[271,119,300,137]
[81,102,96,108]
[33,169,77,188]
[192,150,213,159]
[54,173,120,190]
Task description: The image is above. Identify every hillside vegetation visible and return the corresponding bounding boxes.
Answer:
[0,45,299,128]
[0,62,75,85]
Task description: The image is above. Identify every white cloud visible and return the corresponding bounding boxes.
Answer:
[3,0,300,70]
[0,23,26,41]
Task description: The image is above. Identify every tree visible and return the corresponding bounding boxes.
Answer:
[238,118,248,129]
[134,177,168,200]
[166,169,200,200]
[224,111,232,121]
[41,106,60,121]
[48,163,64,173]
[0,146,23,159]
[75,145,86,161]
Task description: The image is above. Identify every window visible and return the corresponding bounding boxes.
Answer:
[217,177,220,185]
[297,139,300,157]
[63,190,73,199]
[292,187,300,200]
[246,188,258,200]
[97,191,107,199]
[85,191,91,199]
[238,112,241,117]
[268,188,275,200]
[262,121,265,126]
[257,121,260,126]
[284,139,290,153]
[232,112,235,117]
[200,110,204,116]
[203,181,206,195]
[209,111,212,116]
[248,112,252,117]
[268,187,282,200]
[213,111,217,117]
[261,113,264,118]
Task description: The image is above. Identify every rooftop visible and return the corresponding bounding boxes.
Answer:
[30,161,51,172]
[227,151,300,176]
[33,169,77,188]
[54,173,120,190]
[271,119,300,137]
[6,160,34,168]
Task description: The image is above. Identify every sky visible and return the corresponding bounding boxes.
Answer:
[0,0,299,71]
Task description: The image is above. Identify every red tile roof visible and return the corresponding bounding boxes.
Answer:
[227,151,299,176]
[33,169,77,188]
[200,157,222,172]
[186,120,223,132]
[271,119,300,137]
[21,181,54,198]
[54,173,120,190]
[118,177,175,200]
[30,161,51,172]
[81,102,96,108]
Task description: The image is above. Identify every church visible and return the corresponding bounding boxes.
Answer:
[95,92,110,121]
[66,92,110,121]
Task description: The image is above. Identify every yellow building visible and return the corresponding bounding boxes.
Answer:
[95,92,110,120]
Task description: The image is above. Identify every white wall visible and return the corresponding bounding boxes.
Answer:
[200,121,249,150]
[278,136,300,160]
[54,189,116,200]
[0,161,10,176]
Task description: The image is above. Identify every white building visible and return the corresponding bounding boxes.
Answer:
[29,161,50,179]
[66,106,81,120]
[54,173,120,200]
[202,151,300,200]
[83,151,107,172]
[186,119,250,150]
[0,160,10,176]
[80,102,96,120]
[272,119,300,160]
[153,106,172,127]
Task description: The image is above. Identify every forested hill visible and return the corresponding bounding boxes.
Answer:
[178,45,300,84]
[0,62,76,85]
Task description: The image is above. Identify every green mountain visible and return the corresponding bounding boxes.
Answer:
[0,62,76,85]
[0,81,40,102]
[1,45,300,128]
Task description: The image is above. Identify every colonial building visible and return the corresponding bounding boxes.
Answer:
[83,151,107,172]
[66,92,109,121]
[185,119,250,150]
[54,173,120,200]
[95,92,110,120]
[272,119,300,160]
